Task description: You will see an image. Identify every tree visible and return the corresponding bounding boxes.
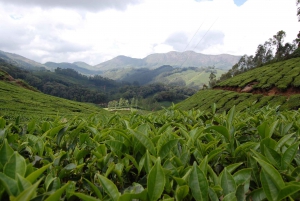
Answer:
[297,0,300,21]
[295,31,300,48]
[273,30,286,60]
[209,72,217,88]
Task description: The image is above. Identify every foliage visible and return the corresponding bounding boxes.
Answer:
[217,57,300,90]
[0,80,107,121]
[0,60,197,108]
[1,105,300,200]
[176,89,300,112]
[218,30,299,82]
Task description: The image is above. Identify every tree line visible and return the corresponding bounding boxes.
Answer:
[217,30,300,83]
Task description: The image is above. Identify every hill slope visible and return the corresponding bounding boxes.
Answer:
[176,57,300,112]
[0,75,107,119]
[0,50,48,71]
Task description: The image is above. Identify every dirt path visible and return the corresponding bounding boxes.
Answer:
[214,85,300,97]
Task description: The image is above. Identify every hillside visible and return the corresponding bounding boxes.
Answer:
[176,57,300,112]
[95,51,241,70]
[0,50,48,71]
[102,65,225,88]
[0,76,107,119]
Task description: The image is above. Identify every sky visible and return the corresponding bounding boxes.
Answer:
[0,0,298,65]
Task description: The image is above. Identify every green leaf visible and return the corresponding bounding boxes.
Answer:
[223,192,237,201]
[277,184,300,200]
[16,174,31,192]
[130,129,156,156]
[144,150,153,174]
[158,139,178,160]
[208,126,230,142]
[199,156,208,176]
[26,163,51,184]
[125,154,139,171]
[13,178,42,201]
[226,105,235,127]
[235,185,245,201]
[97,174,120,201]
[226,162,243,174]
[147,157,165,201]
[275,133,294,151]
[118,189,148,201]
[221,168,236,196]
[44,182,69,201]
[208,187,219,201]
[105,140,126,157]
[260,169,280,201]
[188,162,208,201]
[264,146,281,168]
[266,120,278,138]
[257,122,267,139]
[247,188,266,201]
[72,192,100,201]
[0,172,19,196]
[254,157,285,189]
[4,151,27,179]
[0,139,14,166]
[83,178,102,200]
[281,142,299,169]
[175,185,189,201]
[233,168,251,187]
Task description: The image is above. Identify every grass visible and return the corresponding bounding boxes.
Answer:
[0,80,108,120]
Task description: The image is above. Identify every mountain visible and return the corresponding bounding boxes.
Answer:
[95,51,241,70]
[0,50,48,71]
[94,55,145,70]
[73,61,94,70]
[44,62,102,75]
[176,56,300,112]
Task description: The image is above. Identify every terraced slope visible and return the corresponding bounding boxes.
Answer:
[176,57,300,112]
[176,90,300,112]
[0,80,107,120]
[216,57,300,93]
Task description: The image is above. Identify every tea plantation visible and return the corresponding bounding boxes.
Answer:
[1,102,300,200]
[217,57,300,89]
[1,57,300,200]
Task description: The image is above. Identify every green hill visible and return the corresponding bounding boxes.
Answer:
[176,57,300,112]
[0,77,107,120]
[216,57,300,91]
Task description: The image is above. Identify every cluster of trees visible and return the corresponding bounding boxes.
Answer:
[218,30,300,82]
[107,97,138,110]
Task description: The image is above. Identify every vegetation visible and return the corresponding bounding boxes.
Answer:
[0,59,197,110]
[1,105,300,200]
[176,89,300,112]
[0,80,107,120]
[218,31,299,82]
[103,65,225,89]
[216,57,300,90]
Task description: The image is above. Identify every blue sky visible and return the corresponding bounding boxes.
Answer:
[234,0,247,6]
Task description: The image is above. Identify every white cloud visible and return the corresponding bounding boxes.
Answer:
[0,0,298,65]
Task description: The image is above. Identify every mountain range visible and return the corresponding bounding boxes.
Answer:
[0,50,240,73]
[95,51,241,70]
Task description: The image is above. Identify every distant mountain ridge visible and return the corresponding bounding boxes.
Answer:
[0,50,48,71]
[95,51,241,70]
